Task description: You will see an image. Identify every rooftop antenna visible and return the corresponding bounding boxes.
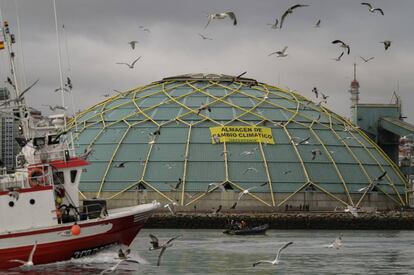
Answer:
[349,63,360,124]
[354,63,356,81]
[390,80,401,105]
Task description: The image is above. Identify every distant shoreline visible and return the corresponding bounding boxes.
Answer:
[146,211,414,230]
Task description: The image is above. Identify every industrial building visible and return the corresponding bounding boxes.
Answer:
[68,73,413,212]
[0,87,20,171]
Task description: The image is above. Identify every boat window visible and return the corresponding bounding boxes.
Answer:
[53,171,65,185]
[70,170,78,183]
[48,134,60,145]
[33,137,46,147]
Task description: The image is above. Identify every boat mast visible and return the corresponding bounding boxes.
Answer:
[13,0,27,88]
[52,0,66,122]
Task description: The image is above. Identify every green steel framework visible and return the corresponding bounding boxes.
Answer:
[67,75,408,209]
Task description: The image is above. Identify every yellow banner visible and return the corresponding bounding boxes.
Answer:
[210,126,274,144]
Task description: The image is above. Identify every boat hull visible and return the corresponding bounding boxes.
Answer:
[0,203,159,269]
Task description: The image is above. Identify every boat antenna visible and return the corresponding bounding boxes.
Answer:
[52,0,66,126]
[62,23,78,132]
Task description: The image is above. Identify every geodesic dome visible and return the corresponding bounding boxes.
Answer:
[68,73,408,210]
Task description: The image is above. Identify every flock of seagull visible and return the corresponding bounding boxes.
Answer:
[8,230,346,272]
[111,2,391,76]
[110,123,388,216]
[8,232,347,273]
[113,26,150,71]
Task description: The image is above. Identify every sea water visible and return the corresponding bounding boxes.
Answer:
[3,229,414,274]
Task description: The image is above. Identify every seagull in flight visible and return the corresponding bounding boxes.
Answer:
[358,171,387,192]
[228,71,247,85]
[312,87,319,98]
[343,125,355,132]
[267,18,279,29]
[80,147,93,160]
[206,182,226,193]
[253,242,293,267]
[344,205,359,217]
[139,25,151,33]
[380,40,391,50]
[280,4,309,29]
[328,234,343,249]
[0,79,39,106]
[321,93,329,103]
[164,163,176,170]
[243,167,258,175]
[332,40,350,55]
[114,161,132,168]
[149,234,181,266]
[291,136,310,146]
[164,202,177,215]
[116,56,141,68]
[65,77,73,90]
[237,189,252,201]
[237,186,261,202]
[213,134,221,144]
[358,185,370,193]
[360,56,375,63]
[197,103,211,115]
[128,40,139,49]
[9,241,37,267]
[116,248,131,260]
[314,19,321,28]
[6,76,15,90]
[198,33,213,40]
[42,104,67,112]
[240,147,258,156]
[54,86,70,93]
[332,52,344,61]
[311,149,322,160]
[372,170,387,182]
[268,46,288,57]
[205,12,237,28]
[212,204,222,214]
[169,178,182,191]
[361,2,384,15]
[100,259,139,274]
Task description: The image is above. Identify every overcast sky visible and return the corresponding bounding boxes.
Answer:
[0,0,413,123]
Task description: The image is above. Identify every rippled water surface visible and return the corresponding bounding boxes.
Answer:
[4,229,414,274]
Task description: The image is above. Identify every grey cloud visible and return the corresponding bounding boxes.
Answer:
[0,0,412,123]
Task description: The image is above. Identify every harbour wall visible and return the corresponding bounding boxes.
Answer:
[145,212,414,230]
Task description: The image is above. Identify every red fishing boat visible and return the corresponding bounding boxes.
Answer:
[0,20,160,269]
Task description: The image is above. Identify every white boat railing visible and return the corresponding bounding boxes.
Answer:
[0,165,53,191]
[32,147,75,164]
[0,177,25,191]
